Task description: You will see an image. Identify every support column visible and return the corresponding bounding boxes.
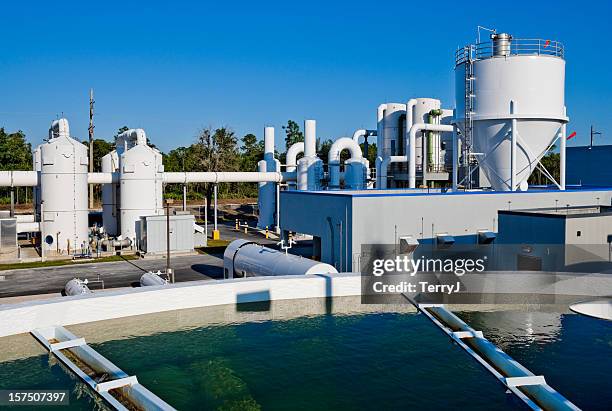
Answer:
[560,107,567,191]
[213,184,220,240]
[182,184,187,211]
[10,188,15,217]
[452,126,458,191]
[510,101,517,192]
[275,183,280,234]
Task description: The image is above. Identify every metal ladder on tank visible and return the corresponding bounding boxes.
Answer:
[463,45,476,189]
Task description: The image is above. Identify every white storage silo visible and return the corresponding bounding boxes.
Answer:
[118,129,164,242]
[455,33,567,191]
[101,150,119,236]
[39,119,89,254]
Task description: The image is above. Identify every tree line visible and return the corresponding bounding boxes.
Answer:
[0,121,378,206]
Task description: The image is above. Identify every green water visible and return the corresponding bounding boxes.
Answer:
[0,308,610,410]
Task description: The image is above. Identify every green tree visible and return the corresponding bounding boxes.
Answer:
[81,139,114,172]
[282,120,303,152]
[0,128,33,204]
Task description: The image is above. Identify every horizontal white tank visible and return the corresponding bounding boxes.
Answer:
[64,278,92,296]
[38,119,89,254]
[140,271,169,287]
[455,35,566,190]
[224,239,338,278]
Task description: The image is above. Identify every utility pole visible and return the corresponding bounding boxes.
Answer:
[88,89,95,209]
[590,125,602,149]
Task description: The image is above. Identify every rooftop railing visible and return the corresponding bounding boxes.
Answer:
[455,38,564,66]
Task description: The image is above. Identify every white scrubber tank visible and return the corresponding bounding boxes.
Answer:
[455,34,567,191]
[117,129,164,242]
[38,119,89,254]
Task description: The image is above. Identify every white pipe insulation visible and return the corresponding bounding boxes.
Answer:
[164,171,295,184]
[352,129,366,142]
[286,142,304,173]
[408,123,454,188]
[87,172,119,185]
[17,221,40,233]
[0,171,39,187]
[304,120,316,157]
[116,128,147,153]
[378,156,407,190]
[328,138,363,188]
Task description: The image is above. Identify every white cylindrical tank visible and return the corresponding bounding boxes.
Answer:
[39,118,89,255]
[64,278,92,296]
[223,239,338,278]
[140,271,169,287]
[455,35,567,191]
[101,150,119,236]
[408,98,441,169]
[380,103,406,157]
[119,129,164,242]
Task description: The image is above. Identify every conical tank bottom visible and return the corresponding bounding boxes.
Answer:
[473,119,562,191]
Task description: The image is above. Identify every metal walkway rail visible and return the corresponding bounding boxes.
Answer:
[402,295,580,411]
[31,326,175,411]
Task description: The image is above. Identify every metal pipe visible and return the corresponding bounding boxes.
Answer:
[376,104,387,160]
[286,142,304,173]
[408,123,454,188]
[182,184,187,211]
[304,120,316,157]
[404,99,418,153]
[0,171,39,187]
[264,126,275,158]
[328,137,363,188]
[87,172,119,184]
[162,171,295,184]
[379,156,407,190]
[275,183,280,234]
[352,129,366,142]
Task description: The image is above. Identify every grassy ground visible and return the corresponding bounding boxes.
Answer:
[0,254,139,272]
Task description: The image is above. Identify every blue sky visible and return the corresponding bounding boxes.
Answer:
[1,0,610,152]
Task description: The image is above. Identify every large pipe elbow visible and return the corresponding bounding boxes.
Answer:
[286,142,304,173]
[379,156,407,190]
[49,118,70,139]
[352,129,366,142]
[328,137,363,164]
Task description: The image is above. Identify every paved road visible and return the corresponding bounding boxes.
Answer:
[0,223,314,299]
[0,253,224,298]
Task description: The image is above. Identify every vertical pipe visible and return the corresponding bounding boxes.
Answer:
[304,120,316,157]
[40,200,45,262]
[452,126,458,190]
[510,100,517,192]
[10,189,15,217]
[182,184,187,211]
[204,198,208,240]
[275,183,280,234]
[408,126,417,188]
[214,184,218,232]
[166,200,171,280]
[511,118,517,191]
[560,107,567,190]
[264,127,275,158]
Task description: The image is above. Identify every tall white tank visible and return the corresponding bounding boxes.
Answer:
[101,150,119,236]
[408,98,441,168]
[118,129,164,242]
[455,34,566,191]
[378,103,406,157]
[39,118,89,254]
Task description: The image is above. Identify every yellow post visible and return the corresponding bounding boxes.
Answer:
[265,226,269,239]
[244,225,248,234]
[213,230,220,240]
[235,219,239,230]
